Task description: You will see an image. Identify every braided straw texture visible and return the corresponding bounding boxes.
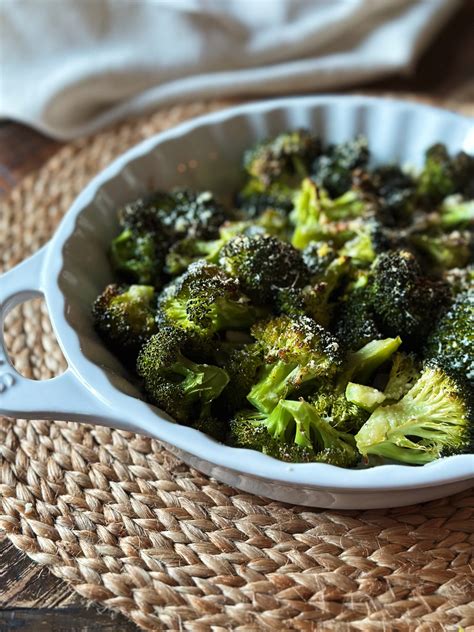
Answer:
[1,98,473,631]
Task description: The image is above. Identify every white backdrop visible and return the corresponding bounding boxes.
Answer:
[0,0,459,139]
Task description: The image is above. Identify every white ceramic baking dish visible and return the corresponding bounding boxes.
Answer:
[1,96,473,509]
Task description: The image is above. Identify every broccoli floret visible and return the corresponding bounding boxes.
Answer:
[370,250,451,343]
[369,165,416,227]
[243,130,320,187]
[450,151,474,197]
[424,289,474,383]
[166,209,292,277]
[248,208,291,241]
[236,183,295,216]
[410,230,473,270]
[219,234,309,305]
[110,228,168,287]
[165,236,222,276]
[443,264,474,297]
[247,315,342,413]
[227,409,271,451]
[157,260,261,337]
[302,241,337,275]
[290,179,373,250]
[276,255,350,327]
[355,366,472,464]
[309,337,401,428]
[92,284,157,363]
[227,408,317,462]
[383,352,421,402]
[290,179,326,249]
[439,195,474,229]
[228,400,358,466]
[215,343,264,415]
[110,188,229,286]
[333,280,382,352]
[312,136,369,198]
[303,338,400,433]
[191,416,228,442]
[416,144,474,204]
[120,189,228,241]
[268,399,358,466]
[339,219,395,266]
[310,388,369,432]
[136,327,229,423]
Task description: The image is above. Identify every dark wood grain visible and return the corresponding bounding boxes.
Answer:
[0,608,138,632]
[0,124,60,196]
[0,1,473,629]
[0,535,139,631]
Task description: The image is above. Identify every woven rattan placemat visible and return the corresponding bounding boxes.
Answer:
[1,98,473,631]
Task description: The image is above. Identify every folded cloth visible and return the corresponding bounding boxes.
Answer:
[0,0,459,139]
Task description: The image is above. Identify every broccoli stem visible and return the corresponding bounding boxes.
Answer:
[440,195,474,229]
[345,337,401,384]
[171,354,229,405]
[277,400,356,453]
[345,382,386,412]
[247,362,300,413]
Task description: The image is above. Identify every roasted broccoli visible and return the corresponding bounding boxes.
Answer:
[424,289,474,383]
[119,189,229,241]
[247,315,342,413]
[136,327,229,423]
[417,144,474,204]
[276,255,350,327]
[110,188,230,286]
[302,241,337,275]
[93,131,474,468]
[110,228,168,287]
[219,234,309,304]
[339,219,394,266]
[356,365,472,464]
[343,337,402,384]
[367,165,416,227]
[410,229,473,270]
[229,399,358,466]
[157,260,261,337]
[439,195,474,229]
[290,178,371,250]
[215,343,264,415]
[443,264,474,297]
[165,209,291,276]
[333,279,382,352]
[312,135,369,198]
[92,284,157,363]
[370,250,451,344]
[345,352,420,412]
[243,130,320,187]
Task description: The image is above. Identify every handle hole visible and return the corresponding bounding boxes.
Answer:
[3,297,67,380]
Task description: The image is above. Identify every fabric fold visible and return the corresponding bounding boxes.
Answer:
[0,0,459,139]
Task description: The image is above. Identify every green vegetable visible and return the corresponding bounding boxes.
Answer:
[356,366,472,464]
[157,260,262,336]
[247,315,342,413]
[92,283,157,364]
[424,289,474,383]
[92,131,473,467]
[136,327,229,423]
[229,399,358,467]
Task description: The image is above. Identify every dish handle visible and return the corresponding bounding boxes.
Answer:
[0,247,117,426]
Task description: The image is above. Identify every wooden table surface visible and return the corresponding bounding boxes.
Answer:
[0,3,473,630]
